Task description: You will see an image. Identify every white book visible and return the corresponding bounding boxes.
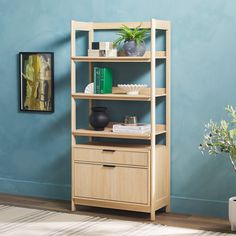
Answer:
[113,123,150,134]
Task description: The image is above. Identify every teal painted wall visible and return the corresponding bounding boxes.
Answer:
[0,0,236,218]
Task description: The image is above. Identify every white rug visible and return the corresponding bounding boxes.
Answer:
[0,205,233,236]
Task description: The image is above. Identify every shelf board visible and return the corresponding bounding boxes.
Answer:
[71,51,166,63]
[72,88,166,101]
[72,124,166,140]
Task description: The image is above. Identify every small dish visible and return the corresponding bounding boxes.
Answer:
[117,84,147,95]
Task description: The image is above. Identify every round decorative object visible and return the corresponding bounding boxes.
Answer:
[123,40,146,56]
[118,84,148,95]
[229,196,236,231]
[89,107,109,131]
[84,83,94,94]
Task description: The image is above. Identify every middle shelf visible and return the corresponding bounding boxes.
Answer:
[72,123,166,140]
[72,88,166,101]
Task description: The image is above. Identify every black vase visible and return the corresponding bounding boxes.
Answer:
[89,107,109,131]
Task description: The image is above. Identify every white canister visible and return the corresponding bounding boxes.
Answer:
[229,196,236,231]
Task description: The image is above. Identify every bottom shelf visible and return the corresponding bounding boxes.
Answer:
[72,124,166,140]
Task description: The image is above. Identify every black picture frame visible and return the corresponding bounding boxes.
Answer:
[19,52,54,113]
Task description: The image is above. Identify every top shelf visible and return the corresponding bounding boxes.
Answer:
[72,19,171,31]
[71,51,166,63]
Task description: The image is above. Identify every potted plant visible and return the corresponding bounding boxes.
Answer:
[113,24,149,57]
[199,105,236,231]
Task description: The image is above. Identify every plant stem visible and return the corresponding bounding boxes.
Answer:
[229,154,236,172]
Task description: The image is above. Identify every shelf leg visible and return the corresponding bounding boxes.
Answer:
[71,200,76,212]
[150,210,156,221]
[165,204,171,212]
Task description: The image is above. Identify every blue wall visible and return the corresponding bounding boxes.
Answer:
[0,0,236,218]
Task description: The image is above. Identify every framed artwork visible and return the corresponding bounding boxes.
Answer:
[19,52,54,112]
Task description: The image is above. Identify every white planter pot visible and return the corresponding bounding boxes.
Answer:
[229,197,236,231]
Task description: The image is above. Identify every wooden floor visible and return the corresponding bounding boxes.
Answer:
[0,193,231,233]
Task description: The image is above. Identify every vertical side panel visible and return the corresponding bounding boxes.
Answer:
[155,146,169,208]
[71,21,77,211]
[88,30,94,141]
[165,23,171,211]
[150,19,156,221]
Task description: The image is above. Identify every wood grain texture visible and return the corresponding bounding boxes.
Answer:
[73,146,149,167]
[71,51,166,62]
[72,88,166,101]
[150,18,157,221]
[74,162,149,204]
[72,124,166,140]
[71,21,77,211]
[71,20,170,31]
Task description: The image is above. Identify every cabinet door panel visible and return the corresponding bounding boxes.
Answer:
[74,163,148,204]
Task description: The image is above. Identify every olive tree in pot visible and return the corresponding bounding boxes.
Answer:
[113,25,149,57]
[199,105,236,231]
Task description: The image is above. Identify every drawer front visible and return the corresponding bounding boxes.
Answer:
[73,147,148,167]
[74,162,148,204]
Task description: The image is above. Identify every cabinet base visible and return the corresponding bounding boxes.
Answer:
[72,197,170,221]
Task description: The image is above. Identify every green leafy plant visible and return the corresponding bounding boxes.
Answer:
[199,105,236,171]
[113,24,149,48]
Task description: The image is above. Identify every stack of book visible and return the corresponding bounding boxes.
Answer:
[88,42,117,57]
[94,67,113,94]
[112,123,151,134]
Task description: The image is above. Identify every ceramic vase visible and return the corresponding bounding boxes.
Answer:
[89,107,109,131]
[123,40,146,56]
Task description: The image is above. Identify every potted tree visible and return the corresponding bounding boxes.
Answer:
[113,24,149,57]
[199,105,236,231]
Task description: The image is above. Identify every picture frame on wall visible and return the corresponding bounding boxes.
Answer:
[19,52,54,112]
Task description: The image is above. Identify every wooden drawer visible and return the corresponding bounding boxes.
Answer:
[74,162,148,204]
[73,146,148,167]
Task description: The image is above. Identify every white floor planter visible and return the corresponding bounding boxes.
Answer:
[229,196,236,231]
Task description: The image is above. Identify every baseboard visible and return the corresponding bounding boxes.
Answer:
[0,177,70,200]
[171,196,228,219]
[0,177,229,219]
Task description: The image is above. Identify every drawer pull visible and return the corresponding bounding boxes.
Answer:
[102,149,115,153]
[103,164,116,168]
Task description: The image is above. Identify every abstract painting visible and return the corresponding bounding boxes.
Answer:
[19,52,54,112]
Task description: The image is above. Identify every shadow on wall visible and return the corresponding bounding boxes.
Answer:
[43,33,71,50]
[55,70,70,91]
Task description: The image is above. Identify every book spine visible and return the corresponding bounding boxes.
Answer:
[93,67,96,93]
[107,68,112,93]
[100,68,104,94]
[97,69,101,94]
[94,67,101,94]
[112,128,149,134]
[113,126,150,131]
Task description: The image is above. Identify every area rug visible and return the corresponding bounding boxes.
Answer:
[0,204,233,236]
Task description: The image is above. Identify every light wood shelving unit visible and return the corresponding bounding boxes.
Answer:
[71,19,171,221]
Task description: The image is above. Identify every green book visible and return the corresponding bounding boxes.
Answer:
[99,68,112,94]
[93,67,112,94]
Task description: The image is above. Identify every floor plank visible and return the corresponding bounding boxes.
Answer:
[0,193,231,233]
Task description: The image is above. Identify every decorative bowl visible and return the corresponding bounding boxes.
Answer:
[84,82,94,94]
[117,84,148,95]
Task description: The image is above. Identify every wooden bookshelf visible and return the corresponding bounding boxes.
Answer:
[71,19,171,221]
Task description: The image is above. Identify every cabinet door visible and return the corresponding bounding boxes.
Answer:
[74,162,148,204]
